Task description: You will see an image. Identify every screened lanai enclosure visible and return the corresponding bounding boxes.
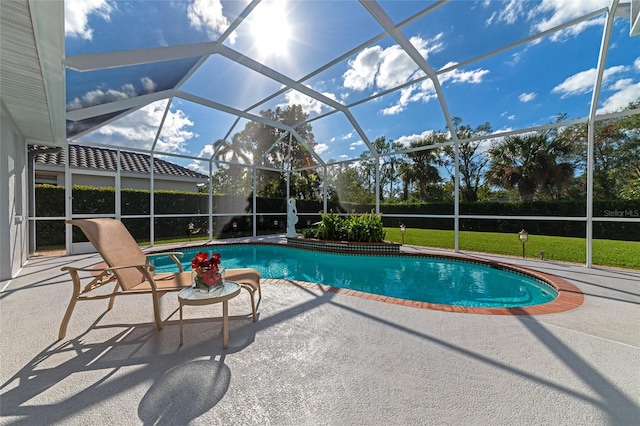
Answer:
[13,0,640,267]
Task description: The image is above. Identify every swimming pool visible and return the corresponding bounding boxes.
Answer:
[151,244,558,309]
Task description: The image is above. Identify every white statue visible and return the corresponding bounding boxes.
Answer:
[286,198,299,238]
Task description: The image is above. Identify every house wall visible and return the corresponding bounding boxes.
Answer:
[35,168,202,192]
[0,112,28,280]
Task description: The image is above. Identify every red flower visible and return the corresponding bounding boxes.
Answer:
[209,253,221,268]
[191,252,222,282]
[191,251,210,270]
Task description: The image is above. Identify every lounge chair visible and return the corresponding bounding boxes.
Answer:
[58,218,261,340]
[226,268,261,322]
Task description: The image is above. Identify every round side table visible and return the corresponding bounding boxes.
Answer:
[178,281,241,348]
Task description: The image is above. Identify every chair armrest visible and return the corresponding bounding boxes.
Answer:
[61,263,155,273]
[145,252,185,272]
[145,251,184,259]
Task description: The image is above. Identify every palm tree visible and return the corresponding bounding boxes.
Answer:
[406,139,441,201]
[486,132,575,201]
[441,118,492,202]
[397,161,416,201]
[211,135,251,195]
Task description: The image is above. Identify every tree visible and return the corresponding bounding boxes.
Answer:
[618,101,640,199]
[233,105,318,198]
[561,99,640,200]
[486,131,575,201]
[406,135,443,201]
[397,160,416,201]
[359,136,404,201]
[441,117,492,202]
[327,163,372,204]
[211,135,252,195]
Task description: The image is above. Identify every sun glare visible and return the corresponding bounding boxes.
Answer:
[250,1,291,57]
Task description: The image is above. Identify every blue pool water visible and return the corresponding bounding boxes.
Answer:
[151,244,557,308]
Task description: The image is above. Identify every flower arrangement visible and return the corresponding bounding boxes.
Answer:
[191,251,224,291]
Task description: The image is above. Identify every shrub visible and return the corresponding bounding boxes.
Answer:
[303,211,386,242]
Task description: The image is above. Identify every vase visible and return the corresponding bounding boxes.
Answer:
[192,266,225,292]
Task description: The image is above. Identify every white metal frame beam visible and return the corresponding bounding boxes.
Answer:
[586,0,620,267]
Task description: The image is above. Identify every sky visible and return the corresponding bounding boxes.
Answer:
[64,0,640,174]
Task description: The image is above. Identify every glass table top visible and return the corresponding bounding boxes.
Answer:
[179,281,240,301]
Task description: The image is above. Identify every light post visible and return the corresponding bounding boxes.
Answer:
[188,222,194,242]
[274,219,278,230]
[518,229,528,259]
[232,221,237,234]
[400,223,406,245]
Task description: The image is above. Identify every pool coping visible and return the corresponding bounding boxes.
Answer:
[146,242,585,316]
[263,266,583,316]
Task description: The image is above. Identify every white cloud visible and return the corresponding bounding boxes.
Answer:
[500,111,516,120]
[65,0,113,40]
[484,0,526,26]
[493,127,514,134]
[96,101,196,152]
[67,87,133,111]
[381,63,489,116]
[484,0,608,41]
[381,84,435,115]
[439,63,489,85]
[376,36,444,90]
[280,87,340,115]
[343,34,445,93]
[141,77,157,93]
[314,143,328,154]
[597,79,640,114]
[519,92,536,102]
[342,132,354,140]
[635,57,640,72]
[67,78,160,110]
[529,0,608,40]
[187,0,236,43]
[350,140,364,147]
[187,147,212,175]
[552,65,627,98]
[395,130,435,147]
[343,46,383,91]
[375,44,419,90]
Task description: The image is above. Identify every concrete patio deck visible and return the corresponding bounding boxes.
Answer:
[1,239,639,425]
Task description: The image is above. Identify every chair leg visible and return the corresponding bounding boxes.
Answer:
[59,270,83,340]
[58,296,78,340]
[241,284,257,322]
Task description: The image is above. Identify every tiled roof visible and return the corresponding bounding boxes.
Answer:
[32,145,207,180]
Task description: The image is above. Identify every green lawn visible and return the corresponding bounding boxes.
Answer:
[385,228,640,270]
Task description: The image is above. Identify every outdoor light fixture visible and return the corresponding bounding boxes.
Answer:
[232,221,238,233]
[274,219,278,230]
[400,223,406,245]
[518,229,528,258]
[188,222,195,242]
